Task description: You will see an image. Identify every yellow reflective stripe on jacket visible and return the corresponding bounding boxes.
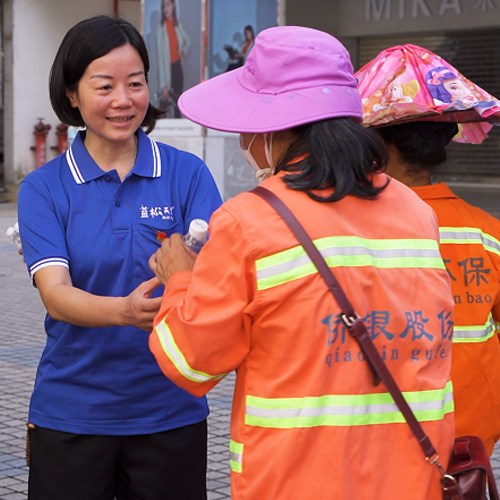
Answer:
[154,320,227,383]
[255,236,444,291]
[453,313,496,343]
[229,440,243,473]
[245,382,453,429]
[439,227,500,257]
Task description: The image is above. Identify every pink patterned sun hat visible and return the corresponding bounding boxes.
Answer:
[355,44,500,144]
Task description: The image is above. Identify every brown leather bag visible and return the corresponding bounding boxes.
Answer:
[252,185,500,500]
[445,435,498,500]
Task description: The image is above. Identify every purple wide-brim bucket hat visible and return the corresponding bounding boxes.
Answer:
[178,26,363,133]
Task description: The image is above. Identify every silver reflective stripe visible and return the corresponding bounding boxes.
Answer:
[245,382,454,428]
[440,227,500,256]
[247,398,450,419]
[256,236,444,290]
[453,313,496,343]
[257,246,440,281]
[229,440,243,473]
[154,320,227,384]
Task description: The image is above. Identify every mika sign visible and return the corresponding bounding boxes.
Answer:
[366,0,496,21]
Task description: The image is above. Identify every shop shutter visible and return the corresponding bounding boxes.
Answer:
[358,30,500,179]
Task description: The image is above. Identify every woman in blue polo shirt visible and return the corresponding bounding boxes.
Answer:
[17,15,222,500]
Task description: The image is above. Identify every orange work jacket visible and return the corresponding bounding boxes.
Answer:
[151,174,455,500]
[412,182,500,455]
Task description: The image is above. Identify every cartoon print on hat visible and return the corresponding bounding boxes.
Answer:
[355,44,500,144]
[426,66,491,110]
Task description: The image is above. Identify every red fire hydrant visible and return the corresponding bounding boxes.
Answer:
[51,123,68,155]
[31,119,51,169]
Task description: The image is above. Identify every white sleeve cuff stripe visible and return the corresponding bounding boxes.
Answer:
[30,258,69,278]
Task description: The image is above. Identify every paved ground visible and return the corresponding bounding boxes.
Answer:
[1,185,500,498]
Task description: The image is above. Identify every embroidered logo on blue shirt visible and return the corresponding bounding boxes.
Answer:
[140,205,176,221]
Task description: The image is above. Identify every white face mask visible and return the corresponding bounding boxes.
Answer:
[239,133,274,181]
[263,133,274,172]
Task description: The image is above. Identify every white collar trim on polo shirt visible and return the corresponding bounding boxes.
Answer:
[66,131,162,184]
[66,147,86,185]
[151,139,161,178]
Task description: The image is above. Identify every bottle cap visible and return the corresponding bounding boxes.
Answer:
[189,219,208,241]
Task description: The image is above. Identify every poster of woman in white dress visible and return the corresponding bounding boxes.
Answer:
[143,0,202,118]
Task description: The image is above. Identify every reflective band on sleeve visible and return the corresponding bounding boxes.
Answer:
[439,227,500,257]
[229,439,243,473]
[154,320,227,384]
[255,236,444,290]
[453,313,496,343]
[245,381,453,428]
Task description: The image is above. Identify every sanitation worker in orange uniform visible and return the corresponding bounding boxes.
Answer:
[356,43,500,455]
[149,28,455,500]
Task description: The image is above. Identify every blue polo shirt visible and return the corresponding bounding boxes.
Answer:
[18,129,222,435]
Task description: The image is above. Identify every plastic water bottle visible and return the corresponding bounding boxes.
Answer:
[5,222,22,251]
[182,219,208,254]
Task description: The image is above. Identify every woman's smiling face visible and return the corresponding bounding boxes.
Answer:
[66,43,149,148]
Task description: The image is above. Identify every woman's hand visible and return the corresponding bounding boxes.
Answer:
[123,277,163,331]
[149,233,197,286]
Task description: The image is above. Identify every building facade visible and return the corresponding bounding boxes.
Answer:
[287,0,500,183]
[2,0,500,199]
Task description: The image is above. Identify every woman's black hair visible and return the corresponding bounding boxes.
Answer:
[275,118,389,202]
[50,15,163,131]
[376,123,452,173]
[244,25,255,39]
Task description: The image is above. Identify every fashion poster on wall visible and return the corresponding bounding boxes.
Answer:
[208,0,278,78]
[205,0,279,200]
[143,0,203,119]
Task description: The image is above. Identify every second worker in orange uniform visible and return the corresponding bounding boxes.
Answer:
[357,43,500,455]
